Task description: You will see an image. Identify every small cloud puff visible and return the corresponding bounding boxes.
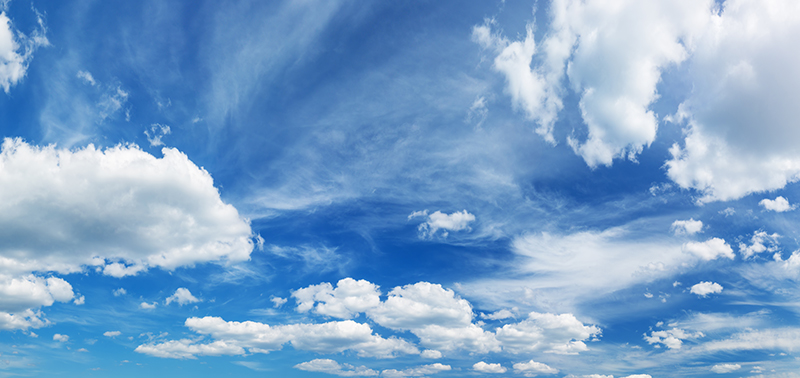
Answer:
[473,361,507,373]
[165,288,201,306]
[671,219,703,235]
[690,281,723,297]
[271,296,287,308]
[513,360,558,376]
[113,288,127,297]
[410,210,476,238]
[104,331,121,337]
[140,302,157,309]
[710,363,741,374]
[759,196,795,212]
[74,295,85,305]
[53,333,69,342]
[682,238,734,261]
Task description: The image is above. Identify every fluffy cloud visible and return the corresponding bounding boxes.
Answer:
[140,302,157,310]
[495,312,601,354]
[513,360,559,377]
[739,231,780,259]
[134,339,244,359]
[682,238,734,261]
[644,327,704,349]
[671,219,703,235]
[53,333,69,342]
[294,359,378,377]
[477,0,714,166]
[137,316,418,359]
[665,0,800,201]
[104,331,121,337]
[410,210,475,238]
[0,138,253,277]
[380,363,451,378]
[165,288,201,306]
[710,364,741,374]
[0,10,48,93]
[293,278,380,319]
[760,196,795,212]
[473,361,507,373]
[0,275,73,330]
[690,281,723,297]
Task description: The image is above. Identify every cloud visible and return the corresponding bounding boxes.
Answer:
[473,361,507,373]
[165,288,201,306]
[644,328,704,349]
[271,297,287,308]
[690,281,723,297]
[294,359,378,377]
[144,124,171,147]
[420,350,442,359]
[710,364,741,374]
[513,360,559,377]
[53,333,69,342]
[73,295,85,305]
[476,0,713,166]
[0,138,253,277]
[140,302,157,310]
[0,275,73,330]
[411,210,476,238]
[495,312,601,354]
[482,309,516,320]
[671,219,703,235]
[664,0,800,202]
[0,10,48,93]
[113,288,127,297]
[104,331,121,337]
[380,363,451,378]
[293,278,380,319]
[697,328,800,353]
[136,317,419,359]
[133,339,244,359]
[682,238,734,261]
[739,231,780,259]
[76,70,96,86]
[760,196,795,212]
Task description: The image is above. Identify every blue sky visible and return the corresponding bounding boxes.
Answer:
[1,0,800,377]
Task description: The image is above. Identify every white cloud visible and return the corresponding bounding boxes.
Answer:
[690,281,723,297]
[412,210,475,238]
[294,359,378,377]
[0,275,73,330]
[53,333,69,342]
[665,0,800,202]
[671,219,703,235]
[513,360,559,377]
[682,238,734,261]
[710,364,741,374]
[697,328,800,353]
[380,363,451,378]
[140,302,157,310]
[76,70,95,86]
[760,196,795,212]
[136,316,419,359]
[144,124,171,147]
[482,308,516,320]
[134,339,244,359]
[271,296,287,308]
[0,138,253,277]
[293,278,380,319]
[104,331,121,337]
[0,309,48,331]
[165,288,201,306]
[0,10,48,93]
[420,350,442,359]
[113,288,127,297]
[495,312,601,354]
[644,328,704,349]
[473,361,507,374]
[739,231,780,259]
[73,295,85,305]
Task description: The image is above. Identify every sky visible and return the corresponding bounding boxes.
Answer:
[0,0,799,377]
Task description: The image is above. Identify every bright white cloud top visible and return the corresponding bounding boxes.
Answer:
[1,0,800,376]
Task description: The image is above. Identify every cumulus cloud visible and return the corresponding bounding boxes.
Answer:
[710,364,741,374]
[53,333,69,342]
[73,295,85,305]
[671,219,703,235]
[690,281,723,297]
[144,124,171,147]
[473,361,507,373]
[0,10,48,93]
[165,288,201,306]
[380,363,451,378]
[293,278,380,319]
[0,275,73,330]
[134,339,244,359]
[294,359,378,377]
[140,302,157,310]
[410,210,475,238]
[113,288,127,297]
[271,297,287,308]
[513,360,558,377]
[682,238,734,261]
[104,331,121,337]
[420,350,442,359]
[495,312,601,354]
[760,196,795,212]
[644,327,704,349]
[136,316,418,359]
[0,138,253,277]
[664,0,800,202]
[739,231,780,259]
